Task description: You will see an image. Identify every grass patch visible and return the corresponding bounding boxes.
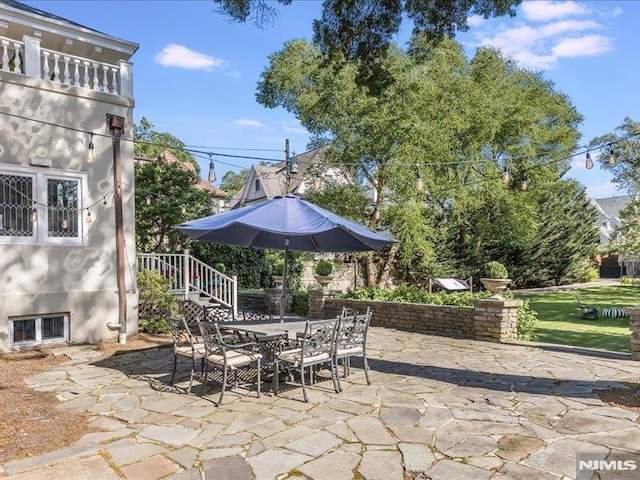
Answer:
[514,285,638,353]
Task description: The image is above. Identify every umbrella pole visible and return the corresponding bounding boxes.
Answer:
[280,238,289,322]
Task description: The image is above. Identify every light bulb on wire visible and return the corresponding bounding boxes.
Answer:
[29,204,37,223]
[85,209,92,224]
[86,132,95,164]
[585,152,594,170]
[608,146,616,165]
[502,166,510,184]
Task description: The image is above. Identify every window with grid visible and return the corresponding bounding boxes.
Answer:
[0,173,34,237]
[10,314,69,347]
[0,164,85,244]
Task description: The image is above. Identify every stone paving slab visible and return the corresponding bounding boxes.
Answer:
[3,328,640,479]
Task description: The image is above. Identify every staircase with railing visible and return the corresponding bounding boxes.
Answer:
[137,250,237,317]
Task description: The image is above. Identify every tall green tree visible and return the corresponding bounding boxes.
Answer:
[135,162,212,252]
[220,168,249,198]
[134,117,200,173]
[257,35,593,287]
[589,117,640,192]
[590,118,640,258]
[214,0,520,65]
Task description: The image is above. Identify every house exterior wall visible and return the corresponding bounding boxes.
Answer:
[0,57,137,350]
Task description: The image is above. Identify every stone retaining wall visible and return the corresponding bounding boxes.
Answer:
[627,306,640,361]
[309,289,521,343]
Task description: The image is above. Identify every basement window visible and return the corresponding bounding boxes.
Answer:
[9,314,69,348]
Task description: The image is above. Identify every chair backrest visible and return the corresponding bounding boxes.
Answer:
[198,321,228,360]
[168,316,196,353]
[300,318,339,358]
[337,307,372,349]
[242,305,273,321]
[203,305,234,322]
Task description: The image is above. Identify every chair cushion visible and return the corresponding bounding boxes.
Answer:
[278,348,330,366]
[336,346,363,357]
[206,349,262,367]
[176,344,206,357]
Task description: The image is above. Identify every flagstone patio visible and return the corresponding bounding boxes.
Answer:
[3,327,640,479]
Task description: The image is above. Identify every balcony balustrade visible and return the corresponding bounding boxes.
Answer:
[0,34,132,98]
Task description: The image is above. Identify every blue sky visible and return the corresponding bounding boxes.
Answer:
[25,0,640,198]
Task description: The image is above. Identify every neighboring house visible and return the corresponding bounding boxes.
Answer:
[590,194,636,278]
[230,147,344,209]
[135,150,228,213]
[0,0,138,350]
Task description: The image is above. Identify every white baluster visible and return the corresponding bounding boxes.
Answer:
[12,43,21,74]
[92,62,99,90]
[52,54,60,82]
[42,51,50,79]
[1,40,9,72]
[111,67,118,94]
[63,56,71,84]
[82,61,90,88]
[102,64,108,92]
[73,59,80,86]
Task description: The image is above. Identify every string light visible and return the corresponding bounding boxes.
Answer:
[85,208,92,224]
[521,180,529,191]
[416,172,424,193]
[314,177,321,191]
[208,154,216,183]
[86,132,95,164]
[60,218,68,229]
[502,166,510,184]
[608,146,616,165]
[29,203,37,223]
[585,153,594,169]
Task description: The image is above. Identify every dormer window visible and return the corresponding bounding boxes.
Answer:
[254,179,260,192]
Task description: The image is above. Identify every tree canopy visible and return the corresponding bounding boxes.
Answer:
[213,0,520,67]
[257,35,598,287]
[134,117,200,173]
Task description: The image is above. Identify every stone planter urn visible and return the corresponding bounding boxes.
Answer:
[479,278,512,295]
[314,275,333,288]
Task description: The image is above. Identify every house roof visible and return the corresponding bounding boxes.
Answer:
[590,194,633,244]
[230,147,327,208]
[135,150,227,198]
[0,0,139,62]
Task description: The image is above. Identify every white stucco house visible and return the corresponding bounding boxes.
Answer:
[0,0,138,350]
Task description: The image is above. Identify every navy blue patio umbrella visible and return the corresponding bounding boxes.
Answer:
[174,194,396,320]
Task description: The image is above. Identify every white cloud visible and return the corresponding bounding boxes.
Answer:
[155,44,225,70]
[522,1,588,22]
[226,71,242,78]
[552,34,612,57]
[467,15,485,27]
[478,15,611,70]
[235,119,265,127]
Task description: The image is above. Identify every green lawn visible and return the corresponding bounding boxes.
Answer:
[514,285,639,353]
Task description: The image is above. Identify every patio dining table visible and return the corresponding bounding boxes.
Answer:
[217,316,323,385]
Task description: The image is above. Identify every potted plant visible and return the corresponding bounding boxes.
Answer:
[271,259,285,286]
[479,261,511,295]
[314,259,334,287]
[214,262,226,274]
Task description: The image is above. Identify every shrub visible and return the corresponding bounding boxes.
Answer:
[483,261,508,279]
[137,269,178,334]
[272,259,285,275]
[516,300,539,341]
[214,262,226,274]
[343,284,490,306]
[292,290,309,316]
[315,259,333,276]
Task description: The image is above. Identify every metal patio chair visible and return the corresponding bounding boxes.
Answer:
[273,318,340,402]
[198,321,262,405]
[334,307,372,392]
[167,316,206,394]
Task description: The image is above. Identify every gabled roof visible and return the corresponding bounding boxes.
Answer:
[135,150,227,198]
[230,147,327,208]
[590,194,633,244]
